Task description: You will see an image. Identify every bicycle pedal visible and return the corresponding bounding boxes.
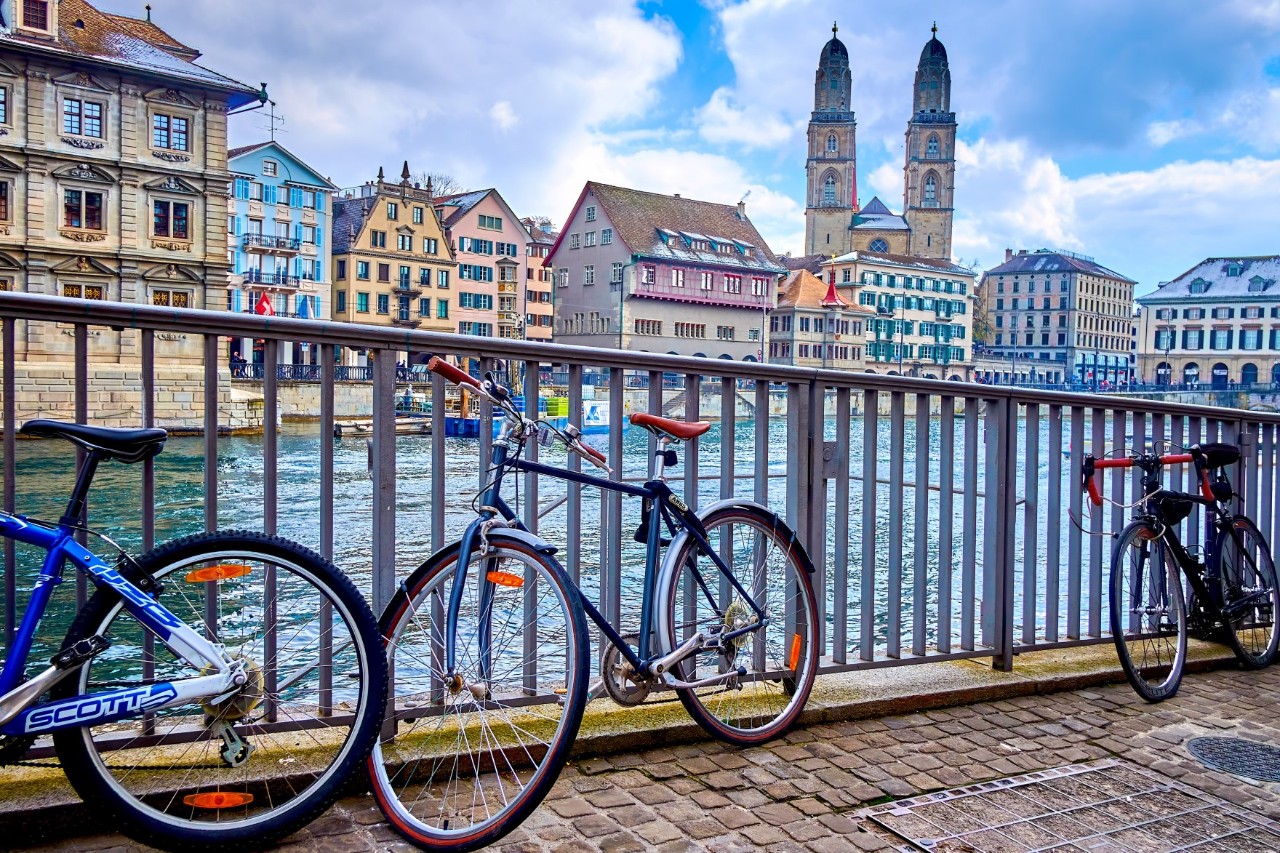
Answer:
[51,635,110,670]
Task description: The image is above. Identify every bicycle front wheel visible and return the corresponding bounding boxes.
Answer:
[1213,515,1280,668]
[51,531,386,852]
[659,502,819,746]
[369,534,589,852]
[1109,522,1187,702]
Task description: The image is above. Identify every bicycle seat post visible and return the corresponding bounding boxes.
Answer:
[60,449,103,530]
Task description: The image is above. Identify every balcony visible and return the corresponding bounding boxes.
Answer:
[241,269,303,287]
[395,277,422,297]
[242,234,301,253]
[391,313,421,329]
[497,311,519,324]
[497,282,517,294]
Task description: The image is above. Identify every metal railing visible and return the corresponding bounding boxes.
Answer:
[2,291,1280,733]
[242,234,302,252]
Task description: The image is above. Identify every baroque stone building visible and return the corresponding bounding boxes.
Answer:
[803,23,956,262]
[0,0,260,361]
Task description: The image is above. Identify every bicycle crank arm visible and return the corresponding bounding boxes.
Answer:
[662,665,747,691]
[648,631,709,679]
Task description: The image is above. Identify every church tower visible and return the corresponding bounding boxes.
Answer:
[804,22,857,257]
[903,24,956,260]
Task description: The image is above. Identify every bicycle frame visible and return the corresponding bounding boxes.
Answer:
[443,431,769,682]
[0,510,235,737]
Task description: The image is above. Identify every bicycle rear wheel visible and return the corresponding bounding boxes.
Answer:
[1109,522,1187,702]
[369,534,589,852]
[51,531,386,852]
[1213,515,1280,668]
[658,502,819,745]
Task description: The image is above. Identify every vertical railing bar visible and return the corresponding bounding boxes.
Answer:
[1243,421,1259,523]
[912,392,929,658]
[2,318,14,648]
[262,338,279,720]
[139,330,157,732]
[565,366,583,584]
[431,369,446,553]
[522,360,540,535]
[861,390,879,661]
[1067,406,1084,639]
[754,380,769,507]
[371,350,397,616]
[719,377,735,501]
[318,342,334,716]
[1188,418,1203,555]
[202,334,219,642]
[74,323,87,608]
[833,387,850,664]
[981,396,998,651]
[937,395,954,655]
[993,396,1018,671]
[1045,405,1062,644]
[961,397,978,651]
[1170,415,1185,540]
[887,391,905,659]
[1262,424,1275,555]
[646,370,662,480]
[606,370,625,628]
[805,380,825,657]
[1088,409,1106,638]
[1021,402,1039,647]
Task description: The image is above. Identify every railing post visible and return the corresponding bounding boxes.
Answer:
[992,394,1018,671]
[370,349,397,616]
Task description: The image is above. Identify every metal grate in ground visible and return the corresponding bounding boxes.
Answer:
[1187,737,1280,783]
[862,759,1280,852]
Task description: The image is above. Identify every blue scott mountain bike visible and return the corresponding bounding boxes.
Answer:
[0,420,386,852]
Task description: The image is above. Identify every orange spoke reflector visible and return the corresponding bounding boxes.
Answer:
[184,564,253,583]
[183,791,254,809]
[789,633,802,670]
[486,571,524,588]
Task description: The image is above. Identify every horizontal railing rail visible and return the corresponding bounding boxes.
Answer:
[1,289,1278,744]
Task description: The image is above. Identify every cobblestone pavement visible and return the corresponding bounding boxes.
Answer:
[23,663,1280,852]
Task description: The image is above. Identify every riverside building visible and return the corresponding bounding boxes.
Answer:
[1137,255,1280,388]
[523,218,556,342]
[434,189,529,341]
[978,248,1137,387]
[548,182,784,360]
[768,268,871,369]
[226,140,335,371]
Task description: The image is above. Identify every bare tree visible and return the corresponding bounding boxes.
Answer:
[524,215,557,230]
[411,172,466,197]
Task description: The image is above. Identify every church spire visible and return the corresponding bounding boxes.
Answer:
[813,21,851,114]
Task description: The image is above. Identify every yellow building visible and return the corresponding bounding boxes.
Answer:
[331,164,456,364]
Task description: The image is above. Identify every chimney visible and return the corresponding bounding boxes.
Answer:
[1017,249,1027,256]
[737,199,746,219]
[673,193,680,198]
[1005,248,1013,262]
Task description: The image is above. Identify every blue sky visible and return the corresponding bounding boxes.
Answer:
[102,0,1280,293]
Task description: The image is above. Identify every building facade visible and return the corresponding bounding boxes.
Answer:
[803,23,956,261]
[768,268,871,370]
[979,248,1137,387]
[227,140,334,369]
[330,164,455,364]
[824,250,977,379]
[434,189,528,341]
[522,218,555,342]
[1137,256,1280,388]
[549,182,784,360]
[0,0,259,373]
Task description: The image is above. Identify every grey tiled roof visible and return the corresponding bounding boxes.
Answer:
[435,189,492,228]
[582,182,786,274]
[831,249,974,276]
[986,250,1135,283]
[331,196,376,255]
[1139,256,1280,303]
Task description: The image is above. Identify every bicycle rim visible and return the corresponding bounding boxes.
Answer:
[370,542,587,850]
[663,506,818,744]
[53,541,380,842]
[1110,524,1187,702]
[1215,517,1280,667]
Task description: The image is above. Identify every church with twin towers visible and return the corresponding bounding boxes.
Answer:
[804,22,956,261]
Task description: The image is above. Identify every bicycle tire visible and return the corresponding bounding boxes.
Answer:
[368,533,589,852]
[1109,521,1187,702]
[51,531,386,852]
[657,502,819,745]
[1212,515,1280,668]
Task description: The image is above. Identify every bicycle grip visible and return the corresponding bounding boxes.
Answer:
[426,356,480,389]
[1086,476,1102,507]
[578,441,608,468]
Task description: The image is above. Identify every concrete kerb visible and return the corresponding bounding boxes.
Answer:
[0,641,1242,847]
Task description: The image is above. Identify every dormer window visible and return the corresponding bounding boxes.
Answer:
[1249,276,1267,293]
[262,159,277,177]
[1189,278,1209,294]
[1227,262,1243,277]
[22,0,50,31]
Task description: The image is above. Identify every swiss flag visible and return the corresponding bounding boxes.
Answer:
[255,292,275,316]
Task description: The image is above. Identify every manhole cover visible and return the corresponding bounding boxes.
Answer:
[1187,736,1280,782]
[860,759,1280,852]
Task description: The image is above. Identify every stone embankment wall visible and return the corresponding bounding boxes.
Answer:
[1,363,262,434]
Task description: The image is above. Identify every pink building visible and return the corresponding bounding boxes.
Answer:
[435,189,529,340]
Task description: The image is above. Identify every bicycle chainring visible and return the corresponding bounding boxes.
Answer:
[600,633,652,707]
[0,733,34,765]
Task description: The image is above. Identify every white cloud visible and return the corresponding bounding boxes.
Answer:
[489,101,518,131]
[695,87,795,149]
[865,162,900,205]
[1146,119,1201,147]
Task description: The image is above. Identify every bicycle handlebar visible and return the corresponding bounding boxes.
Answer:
[1082,451,1212,507]
[426,356,481,391]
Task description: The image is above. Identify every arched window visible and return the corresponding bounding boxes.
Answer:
[924,173,937,203]
[1242,363,1259,386]
[869,238,888,253]
[822,174,837,206]
[927,134,939,158]
[826,133,838,154]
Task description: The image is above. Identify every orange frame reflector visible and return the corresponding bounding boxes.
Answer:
[486,571,524,588]
[788,633,802,670]
[183,791,254,809]
[184,564,253,583]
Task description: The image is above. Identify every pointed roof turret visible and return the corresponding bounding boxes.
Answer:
[813,20,852,115]
[913,23,951,115]
[401,161,411,183]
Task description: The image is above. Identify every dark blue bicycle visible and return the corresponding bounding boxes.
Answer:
[367,360,819,851]
[0,420,386,851]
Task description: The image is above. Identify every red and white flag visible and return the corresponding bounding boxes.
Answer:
[255,292,275,316]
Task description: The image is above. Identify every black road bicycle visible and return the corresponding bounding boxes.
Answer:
[1083,442,1279,702]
